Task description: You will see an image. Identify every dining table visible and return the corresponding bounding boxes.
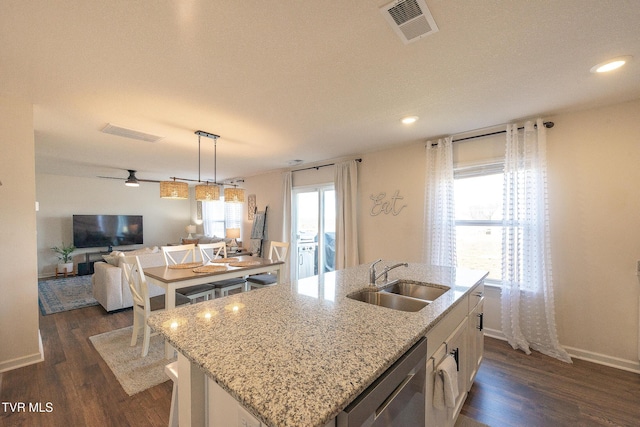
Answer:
[144,255,284,358]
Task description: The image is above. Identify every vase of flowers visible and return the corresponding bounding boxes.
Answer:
[52,243,76,273]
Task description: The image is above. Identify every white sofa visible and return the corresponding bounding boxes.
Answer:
[92,247,166,312]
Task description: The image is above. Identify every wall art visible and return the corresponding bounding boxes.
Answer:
[196,201,203,221]
[369,190,407,216]
[247,194,256,220]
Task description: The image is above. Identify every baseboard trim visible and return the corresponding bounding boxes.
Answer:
[562,345,640,374]
[0,330,44,373]
[484,328,505,341]
[483,329,640,374]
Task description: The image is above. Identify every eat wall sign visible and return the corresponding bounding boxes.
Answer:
[369,190,407,216]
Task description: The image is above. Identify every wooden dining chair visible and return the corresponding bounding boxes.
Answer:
[122,255,190,357]
[199,241,246,297]
[246,241,289,290]
[161,244,216,302]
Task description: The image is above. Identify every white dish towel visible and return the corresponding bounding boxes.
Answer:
[433,354,459,409]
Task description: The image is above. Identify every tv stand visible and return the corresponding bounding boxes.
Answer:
[78,250,110,276]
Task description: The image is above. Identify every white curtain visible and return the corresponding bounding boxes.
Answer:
[501,119,571,363]
[335,160,359,269]
[281,171,292,282]
[423,137,456,267]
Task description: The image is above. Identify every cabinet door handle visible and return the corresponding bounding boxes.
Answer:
[450,348,459,371]
[477,313,484,331]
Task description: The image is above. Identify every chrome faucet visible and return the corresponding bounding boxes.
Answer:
[369,259,383,286]
[369,260,408,286]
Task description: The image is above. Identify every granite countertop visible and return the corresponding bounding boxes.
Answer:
[147,261,487,427]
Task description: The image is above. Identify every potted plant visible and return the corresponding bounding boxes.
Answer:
[52,243,76,274]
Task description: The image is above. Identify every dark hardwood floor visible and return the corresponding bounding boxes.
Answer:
[1,303,639,427]
[0,305,172,427]
[461,338,640,427]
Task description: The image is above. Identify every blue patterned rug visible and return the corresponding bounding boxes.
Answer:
[38,275,99,315]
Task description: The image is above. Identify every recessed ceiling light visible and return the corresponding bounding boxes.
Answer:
[287,159,303,166]
[590,56,632,73]
[401,116,419,124]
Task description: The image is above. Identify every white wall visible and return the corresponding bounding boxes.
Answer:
[481,100,640,371]
[242,151,426,264]
[241,170,285,252]
[358,141,426,264]
[547,99,640,369]
[36,174,192,277]
[0,96,40,372]
[242,99,640,372]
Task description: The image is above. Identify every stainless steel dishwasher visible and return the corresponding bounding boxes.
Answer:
[337,337,427,427]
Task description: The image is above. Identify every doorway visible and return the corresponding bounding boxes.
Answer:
[293,185,335,280]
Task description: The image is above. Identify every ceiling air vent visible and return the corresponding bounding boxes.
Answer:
[380,0,439,44]
[101,123,164,143]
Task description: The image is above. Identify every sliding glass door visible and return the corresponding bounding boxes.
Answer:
[293,185,335,280]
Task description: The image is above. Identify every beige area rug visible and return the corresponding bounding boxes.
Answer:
[456,414,491,427]
[89,326,174,395]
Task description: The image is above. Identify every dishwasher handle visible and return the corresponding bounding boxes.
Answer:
[374,371,416,420]
[337,337,427,427]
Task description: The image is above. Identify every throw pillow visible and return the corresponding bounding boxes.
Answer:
[128,248,153,256]
[102,255,119,266]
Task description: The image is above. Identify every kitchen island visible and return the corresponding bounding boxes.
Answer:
[147,261,487,427]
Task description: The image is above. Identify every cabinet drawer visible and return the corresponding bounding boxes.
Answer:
[468,282,484,313]
[425,297,467,360]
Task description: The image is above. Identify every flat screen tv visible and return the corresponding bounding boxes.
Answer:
[73,215,143,249]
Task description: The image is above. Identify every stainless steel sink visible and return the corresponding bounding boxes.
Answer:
[347,290,428,312]
[379,280,450,302]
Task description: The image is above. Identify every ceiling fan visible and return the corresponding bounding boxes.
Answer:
[97,170,161,187]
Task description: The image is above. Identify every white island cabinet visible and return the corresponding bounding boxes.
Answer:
[467,282,485,387]
[424,281,484,427]
[148,262,487,427]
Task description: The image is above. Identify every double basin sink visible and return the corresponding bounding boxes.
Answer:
[347,280,450,312]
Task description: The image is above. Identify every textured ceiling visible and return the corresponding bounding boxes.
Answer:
[1,0,639,184]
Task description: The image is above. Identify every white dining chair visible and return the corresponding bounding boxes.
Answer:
[165,361,179,427]
[161,243,198,265]
[246,241,289,290]
[122,255,190,357]
[161,244,216,302]
[198,241,227,263]
[199,241,246,297]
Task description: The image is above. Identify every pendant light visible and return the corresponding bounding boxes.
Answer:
[224,185,245,203]
[194,130,221,201]
[160,178,188,199]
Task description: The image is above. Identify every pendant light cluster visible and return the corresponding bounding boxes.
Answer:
[160,130,244,203]
[194,130,221,202]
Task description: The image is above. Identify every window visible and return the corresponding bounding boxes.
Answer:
[201,197,242,237]
[454,164,503,284]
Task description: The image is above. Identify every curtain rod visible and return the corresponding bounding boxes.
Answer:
[448,121,555,144]
[292,158,362,173]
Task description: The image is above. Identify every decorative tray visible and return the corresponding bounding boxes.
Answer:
[193,265,228,273]
[168,262,203,269]
[210,257,240,263]
[229,260,262,267]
